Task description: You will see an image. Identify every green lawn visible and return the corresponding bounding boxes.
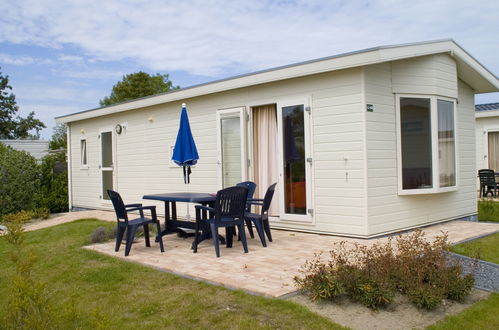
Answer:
[0,219,343,329]
[450,232,499,264]
[427,293,499,330]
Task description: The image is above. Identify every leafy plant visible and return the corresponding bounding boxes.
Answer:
[294,230,475,310]
[2,216,55,329]
[478,199,499,222]
[0,143,40,216]
[38,152,68,213]
[90,226,116,244]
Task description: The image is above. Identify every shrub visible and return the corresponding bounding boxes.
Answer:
[294,257,343,301]
[2,211,31,224]
[0,208,51,224]
[38,153,68,213]
[444,267,474,302]
[2,216,56,328]
[408,285,443,310]
[294,230,475,310]
[90,227,116,244]
[31,207,50,220]
[477,199,499,222]
[0,143,40,216]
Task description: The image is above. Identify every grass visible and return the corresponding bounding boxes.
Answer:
[427,293,499,330]
[0,219,344,329]
[478,199,499,222]
[450,232,499,264]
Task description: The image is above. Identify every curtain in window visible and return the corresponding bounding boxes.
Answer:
[252,104,278,216]
[438,100,455,187]
[488,132,499,171]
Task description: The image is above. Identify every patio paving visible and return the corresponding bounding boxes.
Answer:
[78,211,499,297]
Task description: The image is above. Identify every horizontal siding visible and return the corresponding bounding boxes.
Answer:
[69,68,366,236]
[392,54,458,99]
[364,57,476,235]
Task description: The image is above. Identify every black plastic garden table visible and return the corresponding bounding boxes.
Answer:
[142,192,217,247]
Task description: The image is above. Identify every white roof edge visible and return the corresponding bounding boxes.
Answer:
[476,109,499,118]
[56,39,499,124]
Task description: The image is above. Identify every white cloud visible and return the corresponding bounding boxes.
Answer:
[0,53,53,65]
[0,0,497,76]
[54,68,124,79]
[57,54,84,62]
[14,83,102,105]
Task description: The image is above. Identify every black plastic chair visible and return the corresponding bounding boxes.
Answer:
[478,169,498,197]
[244,183,277,247]
[236,181,257,238]
[107,190,164,256]
[193,186,249,257]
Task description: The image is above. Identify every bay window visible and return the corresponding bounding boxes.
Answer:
[397,95,457,194]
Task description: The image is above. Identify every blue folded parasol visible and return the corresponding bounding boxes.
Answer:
[172,103,199,184]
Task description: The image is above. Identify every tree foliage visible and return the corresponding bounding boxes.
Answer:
[49,124,67,150]
[0,68,45,139]
[99,71,179,107]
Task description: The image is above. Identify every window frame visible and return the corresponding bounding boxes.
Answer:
[80,137,88,169]
[396,94,458,195]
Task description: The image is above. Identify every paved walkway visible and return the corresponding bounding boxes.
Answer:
[22,210,499,297]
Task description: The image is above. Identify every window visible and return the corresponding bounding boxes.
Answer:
[80,139,88,168]
[397,95,457,194]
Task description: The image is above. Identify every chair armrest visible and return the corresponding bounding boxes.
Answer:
[195,205,214,213]
[247,198,264,206]
[125,203,142,208]
[128,205,157,220]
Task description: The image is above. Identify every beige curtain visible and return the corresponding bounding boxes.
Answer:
[437,101,455,187]
[252,104,279,216]
[488,132,499,170]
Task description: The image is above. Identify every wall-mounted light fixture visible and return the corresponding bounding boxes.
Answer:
[148,115,154,122]
[80,128,86,134]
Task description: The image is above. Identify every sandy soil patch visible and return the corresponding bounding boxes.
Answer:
[289,289,489,329]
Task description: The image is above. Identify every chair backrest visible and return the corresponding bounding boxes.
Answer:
[478,169,496,186]
[107,189,128,222]
[214,186,248,223]
[261,183,277,216]
[236,181,256,211]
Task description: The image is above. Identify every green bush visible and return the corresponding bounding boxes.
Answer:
[38,153,68,213]
[295,259,343,301]
[0,143,40,216]
[2,216,56,328]
[350,280,394,310]
[1,208,51,224]
[90,226,116,244]
[294,230,475,310]
[444,267,474,302]
[408,285,443,310]
[478,199,499,222]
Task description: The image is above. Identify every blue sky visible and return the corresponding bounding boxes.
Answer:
[1,0,498,139]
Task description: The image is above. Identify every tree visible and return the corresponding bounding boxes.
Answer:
[0,67,46,139]
[49,123,67,150]
[99,71,179,107]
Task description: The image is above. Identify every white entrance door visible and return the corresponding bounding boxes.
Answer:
[100,130,115,201]
[217,107,247,188]
[276,99,313,222]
